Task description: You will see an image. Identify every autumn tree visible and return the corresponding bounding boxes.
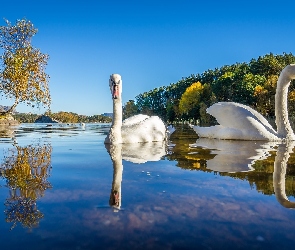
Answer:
[164,76,201,121]
[179,82,203,113]
[0,19,50,116]
[178,81,205,121]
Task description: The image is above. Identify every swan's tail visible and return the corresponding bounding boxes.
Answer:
[191,125,223,139]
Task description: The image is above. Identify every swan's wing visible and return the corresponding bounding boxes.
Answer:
[122,114,149,126]
[191,102,279,140]
[207,102,277,134]
[122,115,166,143]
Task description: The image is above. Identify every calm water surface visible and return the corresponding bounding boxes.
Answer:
[0,123,295,250]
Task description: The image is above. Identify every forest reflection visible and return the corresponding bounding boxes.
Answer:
[105,125,295,211]
[167,125,295,207]
[0,143,52,229]
[1,123,295,233]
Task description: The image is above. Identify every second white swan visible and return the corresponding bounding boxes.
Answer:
[191,64,295,141]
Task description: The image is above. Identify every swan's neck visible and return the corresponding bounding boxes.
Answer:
[113,98,122,128]
[108,98,122,144]
[275,73,294,139]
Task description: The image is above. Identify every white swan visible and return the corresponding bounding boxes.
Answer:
[191,64,295,141]
[104,74,174,144]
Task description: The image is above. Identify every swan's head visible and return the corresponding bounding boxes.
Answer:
[282,64,295,80]
[109,74,122,99]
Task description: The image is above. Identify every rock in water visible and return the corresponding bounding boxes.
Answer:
[35,115,59,123]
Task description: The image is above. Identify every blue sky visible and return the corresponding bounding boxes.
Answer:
[1,0,295,115]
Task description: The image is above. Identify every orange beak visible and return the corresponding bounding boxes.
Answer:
[113,84,119,99]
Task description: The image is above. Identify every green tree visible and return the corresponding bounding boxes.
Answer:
[123,100,138,119]
[212,71,235,102]
[234,73,266,104]
[0,19,50,115]
[13,112,39,123]
[249,53,283,76]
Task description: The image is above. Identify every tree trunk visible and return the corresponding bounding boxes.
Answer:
[3,100,19,115]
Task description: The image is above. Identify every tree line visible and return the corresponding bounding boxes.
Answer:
[123,53,295,124]
[13,111,112,123]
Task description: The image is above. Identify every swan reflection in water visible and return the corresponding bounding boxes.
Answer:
[191,138,295,209]
[105,137,295,210]
[273,142,295,209]
[0,143,52,229]
[105,141,167,210]
[190,138,278,173]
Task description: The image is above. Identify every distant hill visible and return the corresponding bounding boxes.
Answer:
[102,113,113,118]
[35,115,59,123]
[0,105,11,112]
[13,112,112,123]
[0,105,18,114]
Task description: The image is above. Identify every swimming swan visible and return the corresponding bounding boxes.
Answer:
[104,74,174,144]
[191,64,295,141]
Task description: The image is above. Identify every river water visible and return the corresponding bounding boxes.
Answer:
[0,123,295,250]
